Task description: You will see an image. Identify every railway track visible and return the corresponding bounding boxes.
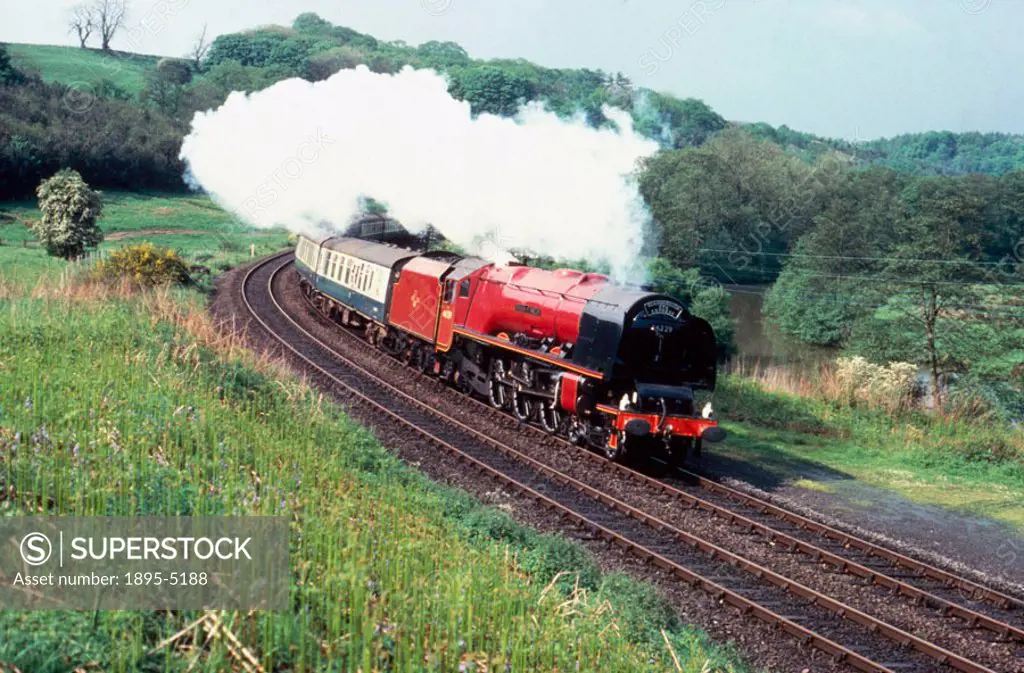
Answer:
[274,253,1024,636]
[239,252,1021,673]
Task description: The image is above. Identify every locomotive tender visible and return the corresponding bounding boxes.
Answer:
[294,234,723,461]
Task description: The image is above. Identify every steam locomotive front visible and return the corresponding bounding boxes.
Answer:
[573,287,723,458]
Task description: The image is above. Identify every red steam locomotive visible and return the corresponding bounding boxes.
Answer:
[294,234,723,462]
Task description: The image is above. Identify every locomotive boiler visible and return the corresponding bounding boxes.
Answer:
[293,235,723,462]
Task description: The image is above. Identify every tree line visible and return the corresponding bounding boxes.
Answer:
[4,11,1024,204]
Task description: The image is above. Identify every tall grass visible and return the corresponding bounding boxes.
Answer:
[0,283,745,672]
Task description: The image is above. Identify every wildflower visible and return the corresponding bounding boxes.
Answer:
[72,443,80,459]
[24,397,32,411]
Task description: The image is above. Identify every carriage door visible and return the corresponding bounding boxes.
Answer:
[436,279,457,352]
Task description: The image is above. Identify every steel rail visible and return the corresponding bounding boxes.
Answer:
[287,250,1024,640]
[239,254,1004,673]
[676,466,1024,614]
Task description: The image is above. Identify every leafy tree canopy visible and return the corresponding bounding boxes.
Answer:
[33,169,104,259]
[447,65,537,116]
[0,43,27,86]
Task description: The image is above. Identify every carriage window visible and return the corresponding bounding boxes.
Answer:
[459,278,471,298]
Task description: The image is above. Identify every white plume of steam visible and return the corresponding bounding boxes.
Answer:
[179,66,659,281]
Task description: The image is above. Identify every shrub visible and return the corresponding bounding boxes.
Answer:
[835,356,920,411]
[217,236,243,252]
[0,43,26,86]
[33,169,104,259]
[95,243,190,286]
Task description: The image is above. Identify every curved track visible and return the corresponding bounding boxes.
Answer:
[239,252,1022,673]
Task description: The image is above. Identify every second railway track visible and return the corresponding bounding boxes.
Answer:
[238,252,1022,673]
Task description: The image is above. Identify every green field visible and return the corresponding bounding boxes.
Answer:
[6,43,159,93]
[0,191,291,290]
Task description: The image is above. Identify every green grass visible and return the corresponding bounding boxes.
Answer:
[0,273,746,671]
[6,43,159,93]
[716,375,1024,529]
[1,191,251,237]
[0,191,291,287]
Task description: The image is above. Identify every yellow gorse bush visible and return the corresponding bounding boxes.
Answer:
[95,242,190,286]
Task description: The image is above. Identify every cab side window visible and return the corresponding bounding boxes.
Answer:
[459,278,471,298]
[444,280,456,303]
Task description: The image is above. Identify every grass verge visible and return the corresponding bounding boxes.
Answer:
[716,375,1024,529]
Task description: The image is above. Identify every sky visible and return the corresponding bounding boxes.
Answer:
[2,0,1022,139]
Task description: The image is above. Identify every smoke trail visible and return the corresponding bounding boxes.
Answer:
[179,66,659,281]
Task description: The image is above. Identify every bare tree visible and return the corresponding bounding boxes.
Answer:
[186,23,211,72]
[92,0,129,51]
[68,4,95,49]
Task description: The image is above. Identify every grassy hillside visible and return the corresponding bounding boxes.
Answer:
[6,43,159,93]
[0,254,744,672]
[0,192,291,288]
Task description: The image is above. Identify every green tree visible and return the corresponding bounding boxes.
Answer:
[416,41,470,68]
[854,176,998,400]
[639,149,741,268]
[639,128,817,280]
[764,166,907,346]
[292,12,333,34]
[993,170,1024,261]
[0,43,26,86]
[141,58,193,114]
[304,45,370,80]
[447,65,536,116]
[648,258,735,356]
[33,169,104,259]
[633,90,726,148]
[205,31,291,68]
